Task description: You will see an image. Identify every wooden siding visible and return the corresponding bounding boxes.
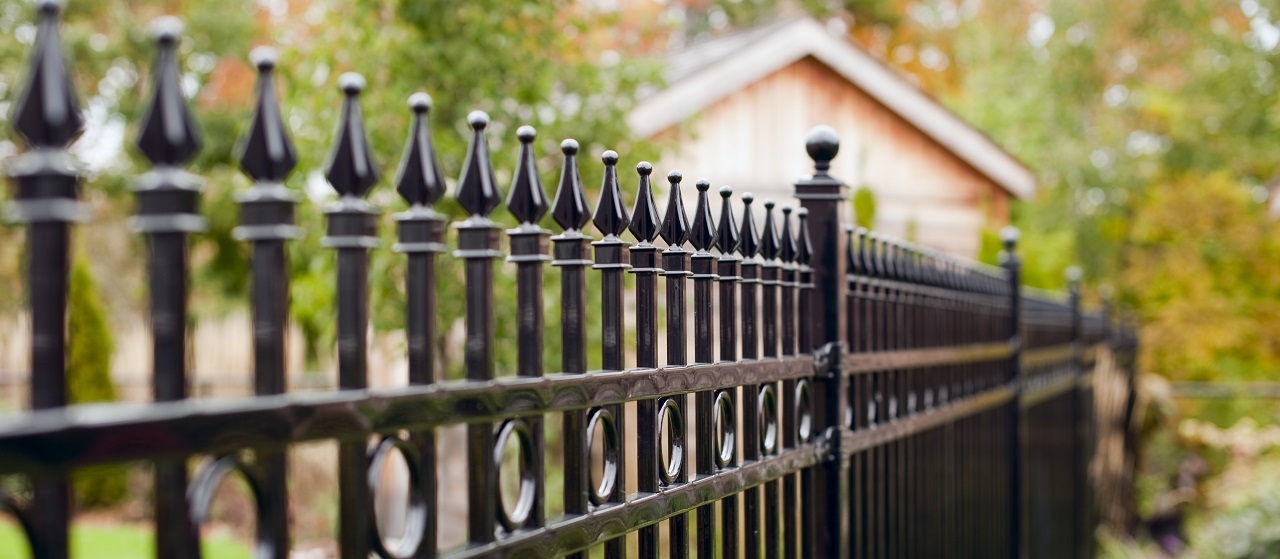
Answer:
[651,56,1009,256]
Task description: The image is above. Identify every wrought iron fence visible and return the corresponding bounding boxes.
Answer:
[0,4,1138,559]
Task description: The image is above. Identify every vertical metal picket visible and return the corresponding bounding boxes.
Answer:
[659,171,691,559]
[133,17,205,558]
[1001,227,1024,559]
[629,162,662,559]
[715,186,742,558]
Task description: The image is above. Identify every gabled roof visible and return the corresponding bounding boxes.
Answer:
[628,16,1036,200]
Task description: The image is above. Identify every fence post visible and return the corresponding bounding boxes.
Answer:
[1000,227,1023,558]
[1066,266,1086,559]
[794,126,849,557]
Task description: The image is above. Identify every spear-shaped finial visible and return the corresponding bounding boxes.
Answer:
[760,199,780,260]
[688,179,717,252]
[796,207,812,265]
[738,193,760,259]
[659,170,689,247]
[551,139,590,231]
[12,0,82,148]
[395,93,446,207]
[137,16,200,167]
[854,228,869,275]
[845,225,858,274]
[454,110,501,216]
[593,150,629,237]
[870,233,887,278]
[324,73,379,198]
[715,186,740,255]
[238,47,297,183]
[505,125,548,224]
[628,162,660,243]
[779,206,797,263]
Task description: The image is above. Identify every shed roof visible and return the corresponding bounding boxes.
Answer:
[628,16,1036,200]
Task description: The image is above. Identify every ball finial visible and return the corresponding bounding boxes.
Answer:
[249,46,278,70]
[467,110,488,130]
[719,185,733,198]
[763,198,775,210]
[782,205,793,215]
[560,138,579,155]
[338,72,365,95]
[408,92,433,112]
[805,125,840,172]
[149,15,184,43]
[797,207,808,217]
[1066,265,1083,284]
[742,192,754,204]
[516,125,536,142]
[695,179,710,192]
[636,161,653,176]
[602,150,618,165]
[668,170,683,183]
[1000,226,1020,251]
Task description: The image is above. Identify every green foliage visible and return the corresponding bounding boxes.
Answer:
[67,256,126,509]
[852,186,876,229]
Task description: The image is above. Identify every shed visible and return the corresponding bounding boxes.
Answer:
[629,16,1035,256]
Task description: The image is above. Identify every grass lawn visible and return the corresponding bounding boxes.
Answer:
[0,521,251,558]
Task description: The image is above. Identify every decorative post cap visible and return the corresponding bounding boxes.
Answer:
[324,72,379,198]
[238,47,297,183]
[1000,226,1020,252]
[12,0,83,149]
[805,125,840,173]
[1066,265,1083,287]
[551,138,590,231]
[505,125,549,224]
[659,170,689,247]
[394,93,446,208]
[454,110,501,216]
[628,161,660,243]
[592,150,629,237]
[715,185,740,256]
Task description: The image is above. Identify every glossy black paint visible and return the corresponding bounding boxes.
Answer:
[0,11,1138,559]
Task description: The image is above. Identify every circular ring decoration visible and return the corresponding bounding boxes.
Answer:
[758,384,779,456]
[189,454,275,559]
[657,397,685,485]
[0,490,39,559]
[712,391,736,469]
[366,435,429,559]
[795,379,814,443]
[493,418,536,532]
[586,407,620,506]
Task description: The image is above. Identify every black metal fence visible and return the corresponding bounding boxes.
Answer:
[0,4,1137,559]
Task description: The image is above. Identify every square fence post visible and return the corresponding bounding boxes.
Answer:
[794,126,850,558]
[1000,228,1024,559]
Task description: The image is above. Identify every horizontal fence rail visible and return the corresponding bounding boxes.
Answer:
[0,5,1137,559]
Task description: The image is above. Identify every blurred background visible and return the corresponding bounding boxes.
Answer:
[3,0,1280,557]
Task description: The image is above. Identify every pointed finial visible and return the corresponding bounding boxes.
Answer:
[136,16,201,166]
[238,46,297,183]
[324,73,379,198]
[12,0,83,148]
[551,138,590,230]
[688,179,717,252]
[715,186,740,256]
[779,206,797,263]
[504,125,548,223]
[805,125,840,173]
[659,170,689,247]
[394,92,446,207]
[870,233,887,278]
[454,110,501,216]
[760,199,780,260]
[796,208,812,265]
[592,150,629,236]
[628,162,660,243]
[738,193,760,258]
